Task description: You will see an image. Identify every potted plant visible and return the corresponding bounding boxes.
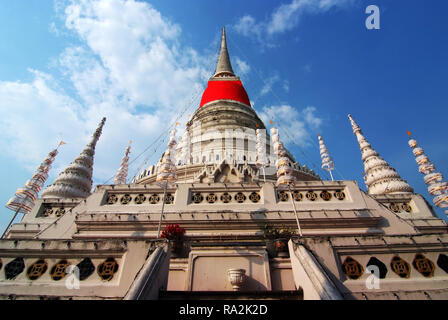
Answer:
[261,224,297,257]
[161,224,186,256]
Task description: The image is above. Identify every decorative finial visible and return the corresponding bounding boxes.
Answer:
[3,145,61,238]
[41,117,106,199]
[114,141,132,185]
[318,134,335,181]
[348,114,413,195]
[213,26,235,77]
[408,135,448,215]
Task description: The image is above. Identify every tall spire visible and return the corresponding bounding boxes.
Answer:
[114,141,131,185]
[318,134,335,181]
[41,118,106,199]
[2,143,62,238]
[271,127,296,188]
[348,114,413,195]
[213,27,235,77]
[408,135,448,214]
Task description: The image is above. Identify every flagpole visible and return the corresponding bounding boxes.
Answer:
[288,185,302,237]
[1,208,20,239]
[157,180,168,238]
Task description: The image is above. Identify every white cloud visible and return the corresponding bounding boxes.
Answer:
[233,0,355,46]
[0,0,209,185]
[234,57,250,77]
[258,104,322,147]
[260,75,280,96]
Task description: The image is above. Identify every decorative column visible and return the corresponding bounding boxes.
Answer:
[3,143,63,238]
[348,114,413,195]
[114,141,131,185]
[271,127,302,236]
[408,134,448,214]
[156,129,178,237]
[318,134,335,181]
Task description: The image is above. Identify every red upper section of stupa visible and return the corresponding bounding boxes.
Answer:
[199,80,251,108]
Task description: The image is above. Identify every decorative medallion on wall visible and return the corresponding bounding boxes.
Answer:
[107,194,118,204]
[389,203,401,213]
[4,257,25,280]
[43,208,53,217]
[306,191,318,201]
[120,194,132,205]
[334,190,346,200]
[390,256,411,278]
[292,191,303,202]
[278,191,289,202]
[55,208,65,217]
[206,193,217,204]
[164,193,174,204]
[76,258,95,281]
[342,257,364,280]
[221,193,232,203]
[134,194,146,204]
[320,190,332,201]
[27,259,48,280]
[50,259,70,281]
[97,257,119,281]
[413,254,435,278]
[366,257,388,279]
[148,193,160,204]
[249,192,261,203]
[192,193,203,204]
[235,192,247,203]
[401,203,412,213]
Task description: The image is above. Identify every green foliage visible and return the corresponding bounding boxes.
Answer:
[261,224,297,240]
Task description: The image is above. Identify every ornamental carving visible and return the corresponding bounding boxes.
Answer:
[249,192,261,203]
[401,203,412,213]
[389,203,401,213]
[50,259,70,281]
[27,259,48,280]
[293,191,303,202]
[43,208,53,217]
[412,254,435,278]
[221,193,232,203]
[306,191,317,201]
[342,257,364,280]
[134,194,146,204]
[278,191,289,202]
[390,256,411,278]
[192,193,203,204]
[235,192,246,203]
[148,193,160,204]
[334,190,346,200]
[206,193,217,204]
[164,193,174,204]
[5,258,25,280]
[320,190,332,201]
[55,208,65,217]
[107,194,118,204]
[97,257,119,281]
[120,194,132,205]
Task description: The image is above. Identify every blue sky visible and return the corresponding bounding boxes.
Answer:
[1,0,447,232]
